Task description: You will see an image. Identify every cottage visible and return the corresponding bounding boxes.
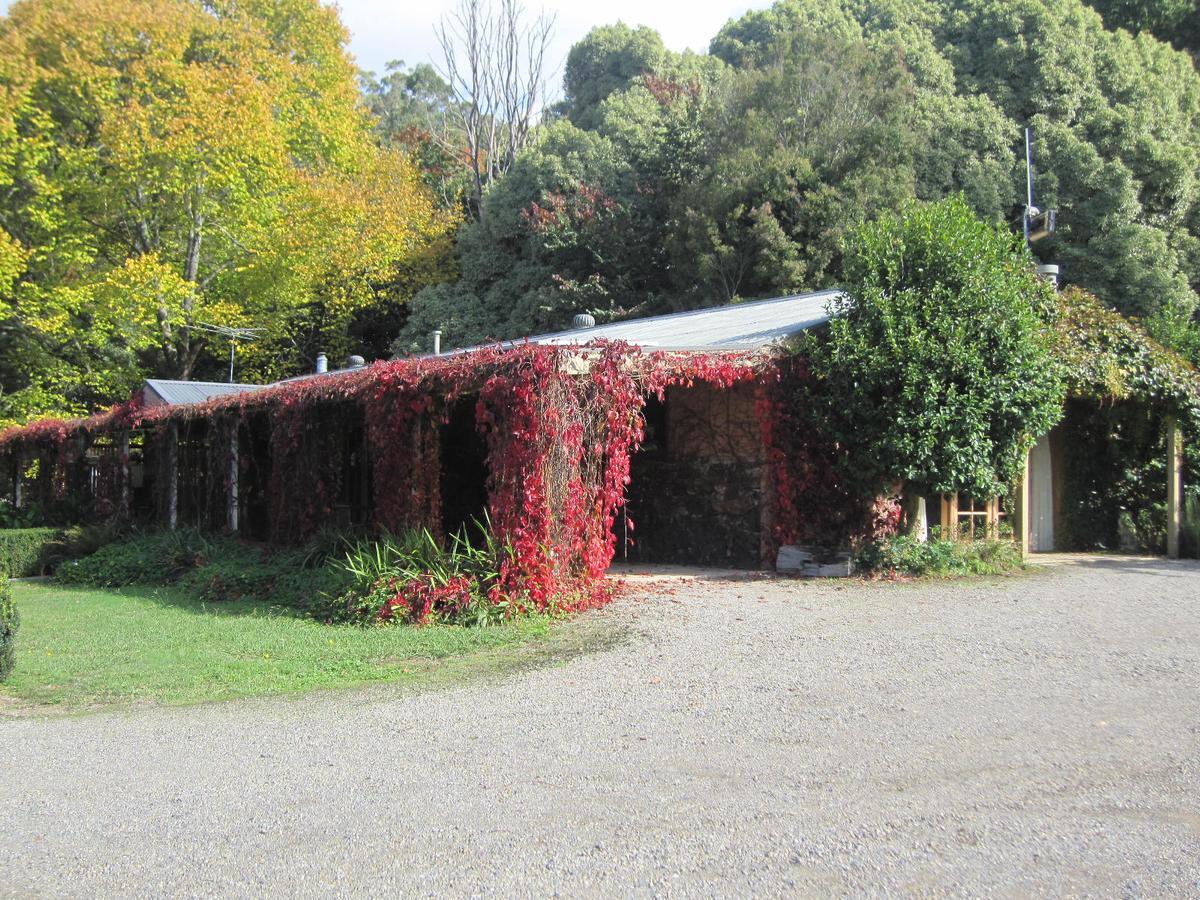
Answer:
[0,287,1194,594]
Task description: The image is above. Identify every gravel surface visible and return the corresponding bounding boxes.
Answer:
[2,557,1199,897]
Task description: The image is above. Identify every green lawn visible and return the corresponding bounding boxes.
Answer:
[2,581,609,712]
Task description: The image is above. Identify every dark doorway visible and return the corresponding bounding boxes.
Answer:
[622,385,764,568]
[439,396,489,539]
[239,415,272,541]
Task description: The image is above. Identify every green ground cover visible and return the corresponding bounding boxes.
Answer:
[0,581,604,712]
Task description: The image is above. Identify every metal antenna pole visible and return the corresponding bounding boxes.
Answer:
[192,322,265,383]
[1024,127,1033,249]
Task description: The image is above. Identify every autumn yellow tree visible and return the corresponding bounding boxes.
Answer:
[0,0,454,423]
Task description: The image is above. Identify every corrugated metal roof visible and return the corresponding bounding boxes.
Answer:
[456,289,841,354]
[143,379,264,407]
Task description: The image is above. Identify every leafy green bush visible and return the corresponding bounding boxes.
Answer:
[0,499,48,529]
[0,527,62,578]
[53,523,524,627]
[0,580,18,681]
[857,535,1024,578]
[55,529,219,587]
[177,544,352,614]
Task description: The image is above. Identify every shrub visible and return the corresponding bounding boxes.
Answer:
[55,529,219,587]
[177,544,353,614]
[0,499,47,529]
[52,524,528,627]
[331,522,519,626]
[0,527,62,578]
[802,196,1065,503]
[0,580,18,681]
[856,535,1024,578]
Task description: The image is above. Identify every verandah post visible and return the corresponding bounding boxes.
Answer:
[1167,415,1183,560]
[166,422,179,531]
[11,451,21,509]
[227,421,239,533]
[1016,449,1031,557]
[119,431,131,520]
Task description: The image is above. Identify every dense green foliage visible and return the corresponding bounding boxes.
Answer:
[1084,0,1199,52]
[1048,288,1200,553]
[55,529,348,615]
[56,526,522,626]
[856,534,1025,576]
[1051,286,1200,422]
[0,526,60,577]
[398,0,1200,360]
[0,0,455,426]
[0,579,17,680]
[802,197,1066,499]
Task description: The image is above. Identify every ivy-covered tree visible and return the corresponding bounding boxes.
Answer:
[801,197,1066,520]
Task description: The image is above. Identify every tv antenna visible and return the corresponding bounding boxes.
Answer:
[193,322,266,383]
[1023,127,1057,247]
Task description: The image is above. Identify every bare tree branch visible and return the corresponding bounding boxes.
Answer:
[435,0,555,219]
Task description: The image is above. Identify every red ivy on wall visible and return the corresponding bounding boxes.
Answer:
[0,340,892,606]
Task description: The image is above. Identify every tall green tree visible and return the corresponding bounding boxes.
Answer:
[713,0,1200,353]
[0,0,454,424]
[1084,0,1199,53]
[801,196,1066,508]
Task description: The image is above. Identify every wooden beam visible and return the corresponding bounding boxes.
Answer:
[940,493,958,541]
[1167,415,1182,560]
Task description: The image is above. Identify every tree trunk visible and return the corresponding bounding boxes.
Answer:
[903,492,927,543]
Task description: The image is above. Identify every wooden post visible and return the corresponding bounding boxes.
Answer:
[227,422,239,533]
[985,498,1000,539]
[166,422,179,531]
[1016,449,1031,557]
[1167,415,1183,560]
[119,431,131,520]
[940,493,959,541]
[11,452,22,509]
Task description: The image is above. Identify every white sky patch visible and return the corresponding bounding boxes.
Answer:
[0,0,771,97]
[336,0,771,90]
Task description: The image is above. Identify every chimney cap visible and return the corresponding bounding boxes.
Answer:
[346,354,366,368]
[572,313,597,329]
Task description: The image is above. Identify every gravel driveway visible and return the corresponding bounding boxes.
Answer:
[2,558,1198,897]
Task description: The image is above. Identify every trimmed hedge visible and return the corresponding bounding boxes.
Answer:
[0,527,61,578]
[0,580,17,681]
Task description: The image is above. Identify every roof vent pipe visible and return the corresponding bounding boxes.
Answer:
[433,329,442,356]
[346,354,366,368]
[1035,263,1060,289]
[315,352,328,374]
[572,313,596,329]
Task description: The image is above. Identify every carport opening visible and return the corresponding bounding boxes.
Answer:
[622,384,764,569]
[439,395,489,540]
